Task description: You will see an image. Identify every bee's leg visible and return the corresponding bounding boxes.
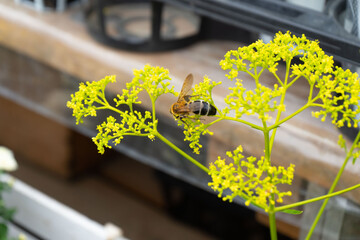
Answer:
[185,115,203,121]
[179,117,189,127]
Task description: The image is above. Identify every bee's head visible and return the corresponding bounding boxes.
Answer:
[170,103,177,115]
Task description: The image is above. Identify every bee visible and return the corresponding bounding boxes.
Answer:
[170,74,216,122]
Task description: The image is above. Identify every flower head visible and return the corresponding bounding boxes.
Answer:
[68,65,174,154]
[220,31,360,130]
[208,146,294,211]
[67,75,116,124]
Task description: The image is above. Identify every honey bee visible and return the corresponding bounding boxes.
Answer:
[170,74,216,122]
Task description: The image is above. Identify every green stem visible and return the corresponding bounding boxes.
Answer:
[268,84,321,133]
[220,116,264,131]
[286,75,301,89]
[263,123,277,240]
[308,82,315,102]
[272,72,284,87]
[304,130,360,239]
[269,211,278,240]
[103,103,124,115]
[205,117,223,129]
[263,127,271,163]
[155,131,209,173]
[268,102,311,131]
[275,182,360,212]
[269,60,291,151]
[151,97,157,129]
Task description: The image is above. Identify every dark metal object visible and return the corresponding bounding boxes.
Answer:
[162,0,360,66]
[85,0,360,66]
[85,0,201,52]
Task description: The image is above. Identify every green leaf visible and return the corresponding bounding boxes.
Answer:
[279,208,303,215]
[0,205,16,221]
[0,223,8,240]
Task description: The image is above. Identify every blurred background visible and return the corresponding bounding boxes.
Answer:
[1,0,360,239]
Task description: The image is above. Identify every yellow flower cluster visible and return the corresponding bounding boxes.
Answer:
[208,146,294,211]
[67,65,174,154]
[67,75,116,124]
[93,111,155,154]
[219,31,360,129]
[313,67,360,128]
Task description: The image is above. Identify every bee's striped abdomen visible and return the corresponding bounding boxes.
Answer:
[192,100,217,116]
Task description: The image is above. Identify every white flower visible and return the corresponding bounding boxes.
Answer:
[0,146,18,171]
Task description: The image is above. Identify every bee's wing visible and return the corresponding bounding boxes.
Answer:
[188,101,202,113]
[177,74,193,102]
[175,105,191,114]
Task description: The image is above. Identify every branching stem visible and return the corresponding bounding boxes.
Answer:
[304,129,360,239]
[155,131,209,173]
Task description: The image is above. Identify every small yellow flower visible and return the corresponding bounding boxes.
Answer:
[148,134,155,141]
